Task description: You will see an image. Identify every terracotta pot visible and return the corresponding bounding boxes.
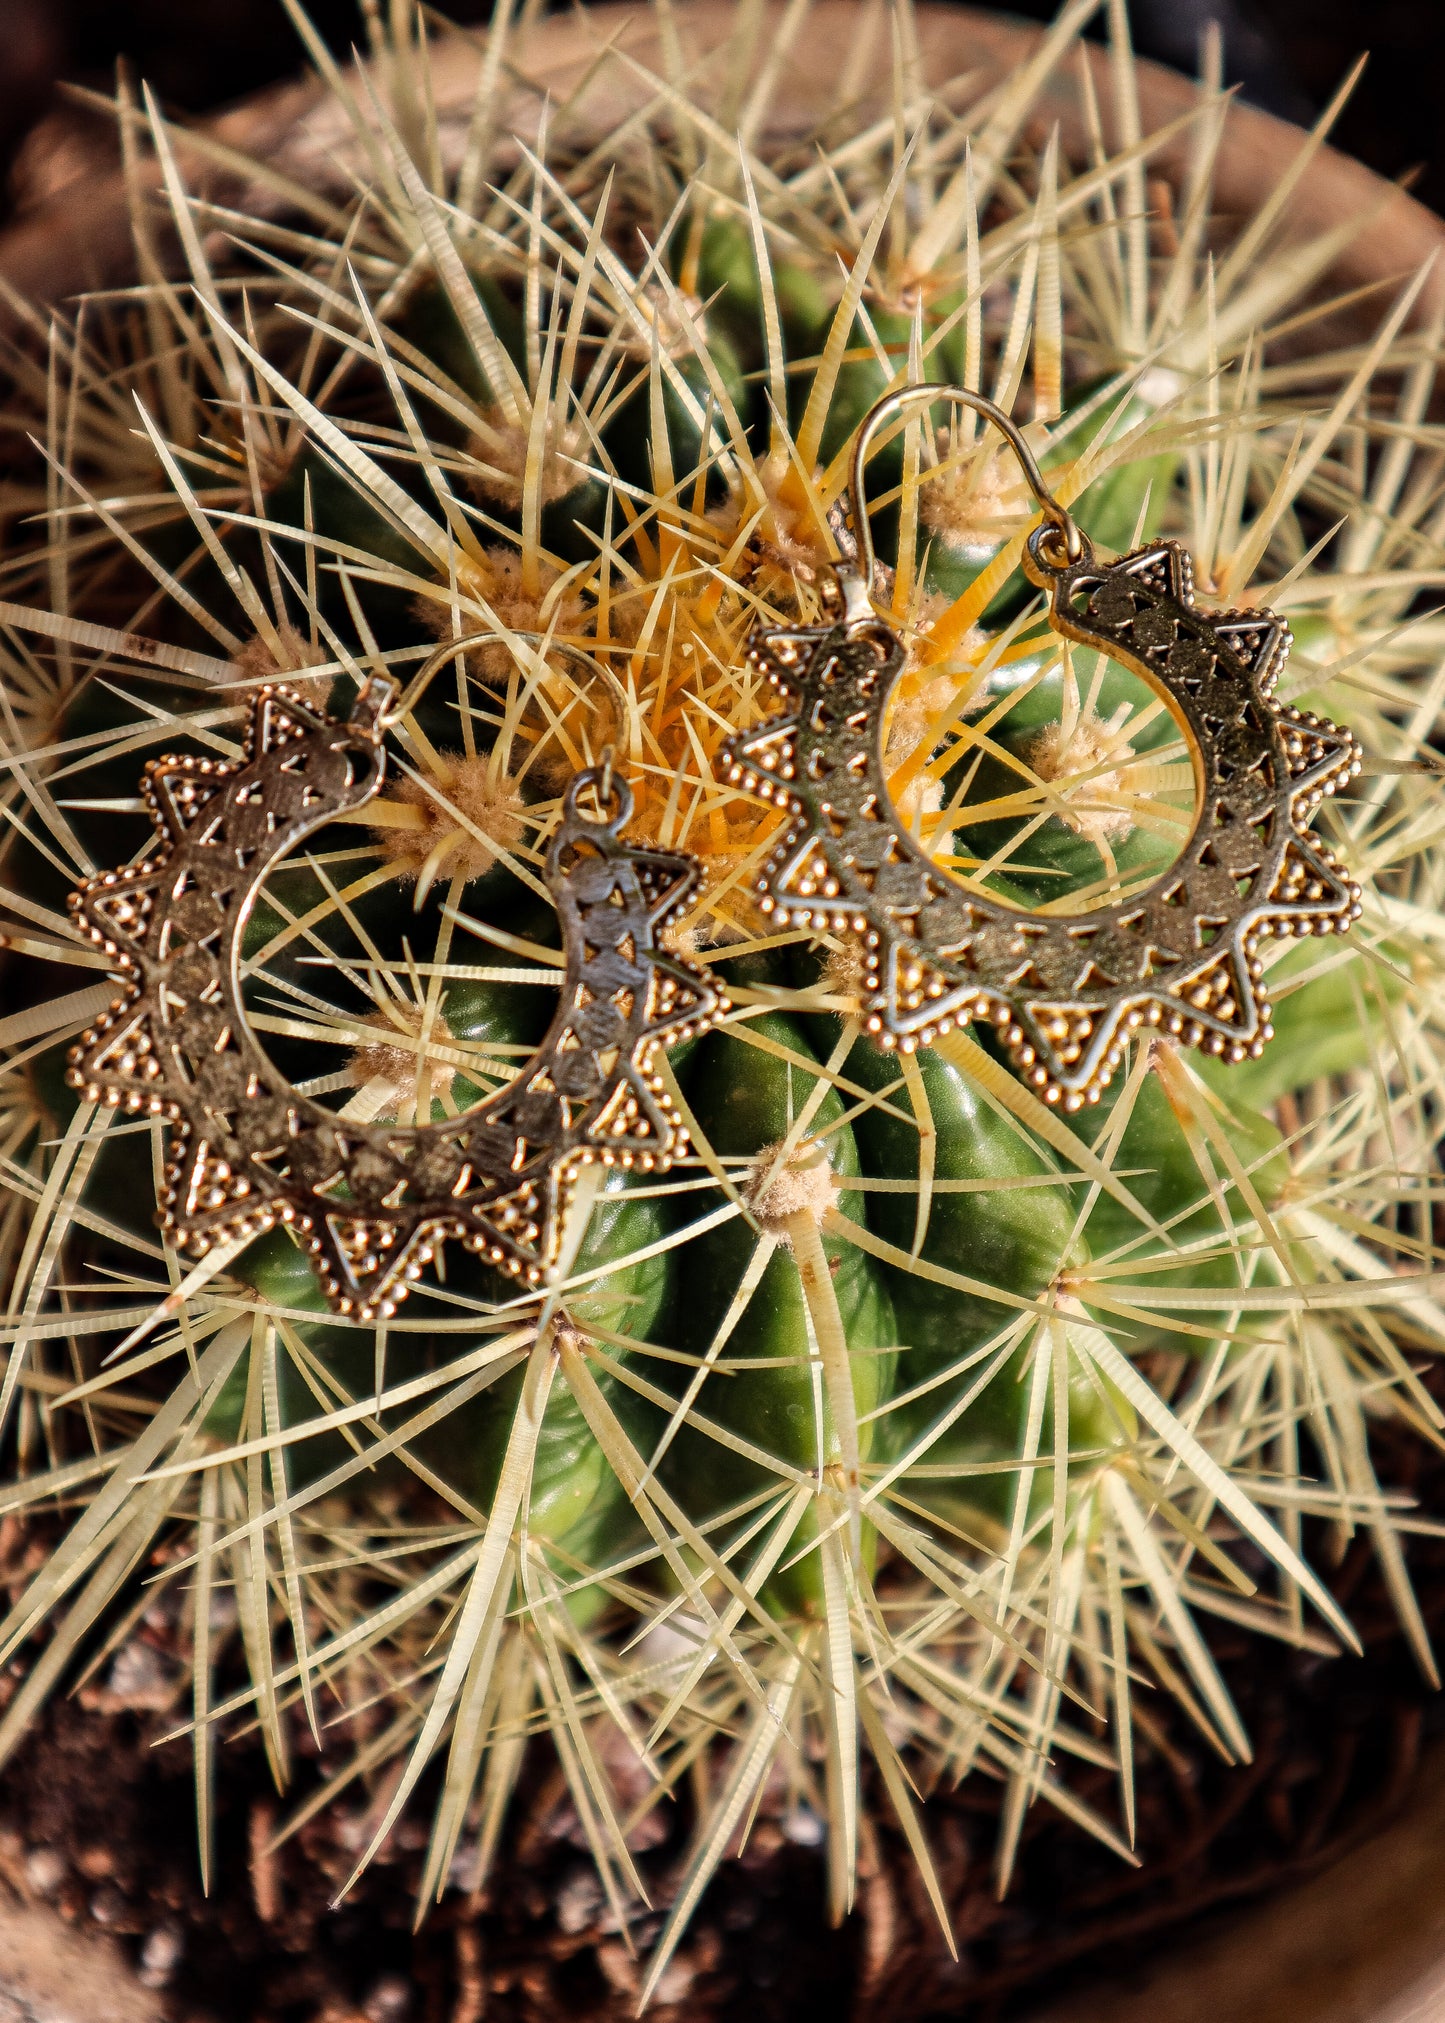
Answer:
[1023,1745,1445,2023]
[3,2,1443,335]
[0,9,1441,2020]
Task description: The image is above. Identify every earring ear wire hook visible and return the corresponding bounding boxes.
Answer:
[728,383,1361,1104]
[383,626,631,744]
[836,384,1085,619]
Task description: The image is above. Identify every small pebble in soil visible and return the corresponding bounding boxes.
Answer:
[139,1923,185,1989]
[653,1957,698,2005]
[24,1846,66,1896]
[595,1941,638,1996]
[105,1640,174,1708]
[445,1838,481,1894]
[555,1865,604,1936]
[362,1972,412,2021]
[780,1803,825,1847]
[89,1885,128,1927]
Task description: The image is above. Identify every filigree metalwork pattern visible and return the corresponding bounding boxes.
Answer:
[69,681,725,1318]
[725,533,1361,1106]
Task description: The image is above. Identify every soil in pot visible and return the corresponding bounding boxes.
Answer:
[0,1395,1438,2023]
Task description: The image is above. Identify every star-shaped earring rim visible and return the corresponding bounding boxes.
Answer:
[724,530,1361,1107]
[68,681,726,1318]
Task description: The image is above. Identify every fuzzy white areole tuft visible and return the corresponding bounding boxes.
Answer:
[348,1001,457,1113]
[371,751,527,886]
[1026,710,1141,848]
[745,1138,839,1234]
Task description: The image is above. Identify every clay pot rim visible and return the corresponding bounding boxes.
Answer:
[2,1,1442,339]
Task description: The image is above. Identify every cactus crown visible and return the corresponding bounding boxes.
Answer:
[0,0,1442,1993]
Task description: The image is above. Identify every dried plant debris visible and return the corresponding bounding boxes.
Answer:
[0,0,1443,2002]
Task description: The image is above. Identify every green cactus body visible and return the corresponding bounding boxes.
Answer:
[842,1030,1081,1347]
[1069,395,1179,557]
[661,1011,896,1613]
[263,446,434,621]
[392,275,528,418]
[691,215,832,379]
[226,1177,666,1556]
[394,277,602,543]
[1073,1069,1290,1357]
[1196,943,1405,1110]
[816,305,934,469]
[605,325,749,500]
[827,1028,1127,1531]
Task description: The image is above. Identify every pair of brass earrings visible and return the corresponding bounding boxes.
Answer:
[69,387,1362,1318]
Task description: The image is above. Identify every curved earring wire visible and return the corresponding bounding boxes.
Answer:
[726,386,1361,1106]
[838,384,1083,612]
[68,664,725,1320]
[389,625,631,750]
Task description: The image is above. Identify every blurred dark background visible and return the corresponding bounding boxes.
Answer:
[0,0,1442,224]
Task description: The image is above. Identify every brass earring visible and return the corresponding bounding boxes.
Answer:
[68,657,726,1319]
[724,385,1362,1108]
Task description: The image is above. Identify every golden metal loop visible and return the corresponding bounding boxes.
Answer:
[728,383,1362,1105]
[385,627,629,741]
[728,534,1362,1105]
[67,682,724,1320]
[841,384,1085,609]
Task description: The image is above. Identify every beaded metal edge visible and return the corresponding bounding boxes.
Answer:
[724,535,1361,1107]
[67,681,726,1318]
